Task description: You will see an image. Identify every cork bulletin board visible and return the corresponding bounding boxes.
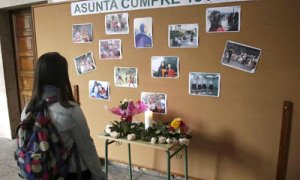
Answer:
[32,0,300,179]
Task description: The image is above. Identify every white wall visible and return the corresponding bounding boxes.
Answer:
[0,38,11,139]
[0,0,46,8]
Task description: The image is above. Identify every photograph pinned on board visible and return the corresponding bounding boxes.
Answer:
[134,17,153,48]
[189,72,221,97]
[221,41,262,73]
[105,13,129,35]
[74,51,96,75]
[151,56,179,78]
[168,23,198,48]
[114,67,138,88]
[99,39,122,59]
[206,6,241,33]
[141,92,167,114]
[72,23,93,43]
[89,80,110,100]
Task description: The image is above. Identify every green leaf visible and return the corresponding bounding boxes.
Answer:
[155,130,161,135]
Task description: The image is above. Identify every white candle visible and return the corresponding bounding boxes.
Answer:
[144,109,153,130]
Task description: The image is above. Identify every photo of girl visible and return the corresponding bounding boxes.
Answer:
[134,17,153,48]
[206,6,241,33]
[157,61,167,77]
[89,80,110,100]
[151,56,179,78]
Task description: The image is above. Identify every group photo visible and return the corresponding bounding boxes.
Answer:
[105,13,129,34]
[141,92,167,114]
[74,51,96,75]
[99,39,122,59]
[189,72,221,97]
[221,41,262,73]
[114,67,138,88]
[72,23,93,43]
[168,24,198,48]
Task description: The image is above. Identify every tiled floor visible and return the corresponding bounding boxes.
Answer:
[0,137,182,180]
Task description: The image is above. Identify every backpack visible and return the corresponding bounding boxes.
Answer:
[14,96,73,180]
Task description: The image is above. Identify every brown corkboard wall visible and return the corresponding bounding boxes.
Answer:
[33,0,300,179]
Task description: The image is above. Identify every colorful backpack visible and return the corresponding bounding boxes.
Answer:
[14,97,73,180]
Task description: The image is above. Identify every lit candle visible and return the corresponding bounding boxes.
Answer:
[144,109,153,130]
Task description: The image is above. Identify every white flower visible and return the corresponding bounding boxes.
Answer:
[109,131,120,138]
[105,124,112,134]
[179,138,190,146]
[151,137,157,144]
[158,136,166,144]
[172,138,178,144]
[166,138,173,144]
[127,134,136,141]
[122,99,128,103]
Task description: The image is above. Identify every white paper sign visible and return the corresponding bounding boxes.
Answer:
[71,0,251,16]
[48,0,69,3]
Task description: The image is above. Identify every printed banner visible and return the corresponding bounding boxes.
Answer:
[71,0,250,16]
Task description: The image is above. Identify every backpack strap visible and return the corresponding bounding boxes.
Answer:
[44,96,83,179]
[15,111,34,134]
[44,96,58,104]
[27,96,58,113]
[73,143,82,180]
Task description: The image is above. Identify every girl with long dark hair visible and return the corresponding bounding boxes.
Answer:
[22,52,105,180]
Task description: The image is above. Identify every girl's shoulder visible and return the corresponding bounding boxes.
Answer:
[49,101,79,114]
[48,101,81,131]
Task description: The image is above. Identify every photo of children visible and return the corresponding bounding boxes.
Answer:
[74,52,96,75]
[151,56,179,78]
[206,6,241,33]
[114,67,138,88]
[168,24,198,48]
[134,17,153,48]
[89,80,110,100]
[189,72,221,97]
[72,23,93,43]
[105,13,129,35]
[99,39,122,59]
[221,41,262,73]
[141,92,167,114]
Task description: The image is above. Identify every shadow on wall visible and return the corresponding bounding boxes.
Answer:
[152,111,266,180]
[190,128,265,180]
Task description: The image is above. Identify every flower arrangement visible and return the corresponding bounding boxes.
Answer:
[142,118,192,145]
[167,118,192,145]
[168,118,191,138]
[105,99,192,145]
[106,99,148,122]
[105,99,147,138]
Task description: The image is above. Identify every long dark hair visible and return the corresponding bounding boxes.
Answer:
[26,52,75,112]
[209,10,222,31]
